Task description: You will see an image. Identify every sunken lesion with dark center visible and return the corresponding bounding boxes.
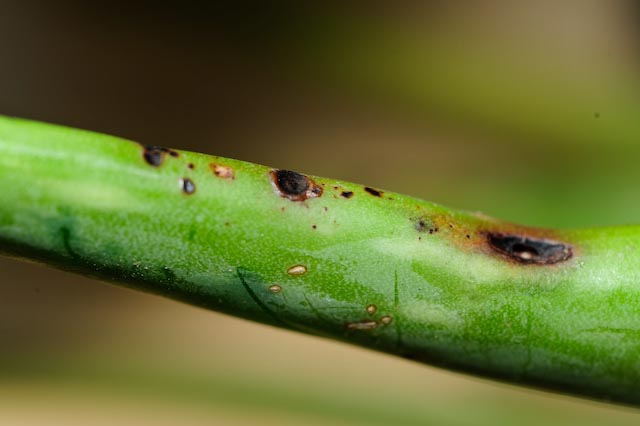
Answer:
[270,169,323,201]
[181,178,196,195]
[487,233,572,265]
[141,145,179,167]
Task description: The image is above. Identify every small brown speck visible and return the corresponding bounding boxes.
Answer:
[312,225,317,229]
[268,285,282,293]
[380,315,393,325]
[287,264,307,275]
[211,163,235,179]
[187,163,195,170]
[366,304,377,315]
[181,178,196,194]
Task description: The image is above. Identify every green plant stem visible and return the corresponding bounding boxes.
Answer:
[1,115,639,405]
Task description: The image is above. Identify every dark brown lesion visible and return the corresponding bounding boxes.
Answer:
[341,191,354,199]
[142,145,179,167]
[364,187,383,197]
[487,233,572,265]
[270,169,323,201]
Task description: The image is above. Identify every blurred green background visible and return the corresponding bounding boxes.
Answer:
[2,1,640,424]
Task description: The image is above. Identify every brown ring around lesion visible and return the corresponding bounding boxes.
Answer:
[270,169,323,201]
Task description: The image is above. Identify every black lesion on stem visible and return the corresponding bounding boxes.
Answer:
[270,169,323,201]
[364,187,383,197]
[142,145,179,167]
[487,233,572,265]
[181,178,196,194]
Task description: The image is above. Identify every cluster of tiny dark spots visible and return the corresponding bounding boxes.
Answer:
[341,191,354,199]
[364,187,383,197]
[181,178,196,194]
[141,145,179,167]
[414,218,437,234]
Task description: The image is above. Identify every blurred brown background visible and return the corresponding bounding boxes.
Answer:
[2,1,640,424]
